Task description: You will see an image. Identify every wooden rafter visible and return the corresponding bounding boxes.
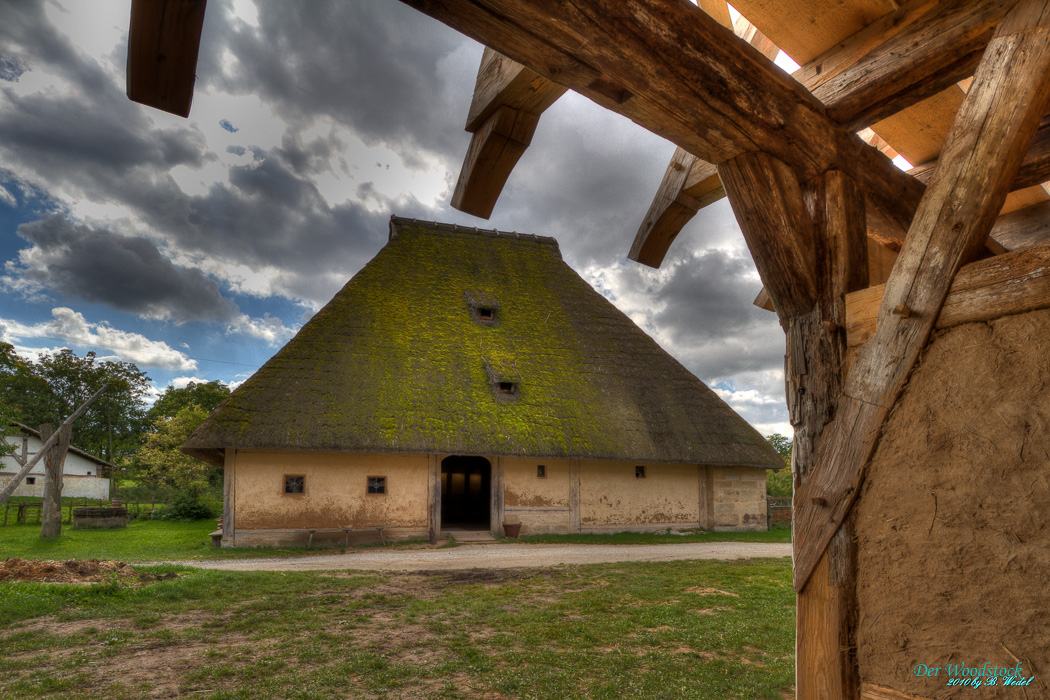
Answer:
[846,241,1050,347]
[451,48,566,217]
[399,0,925,235]
[630,11,777,268]
[792,0,1050,591]
[630,0,1020,267]
[126,0,207,118]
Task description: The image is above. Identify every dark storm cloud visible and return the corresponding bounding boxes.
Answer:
[0,1,210,205]
[204,0,476,164]
[13,215,235,323]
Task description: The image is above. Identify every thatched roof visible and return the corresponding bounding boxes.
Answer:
[184,217,783,469]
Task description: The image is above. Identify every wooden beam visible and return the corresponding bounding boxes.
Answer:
[629,14,777,268]
[908,117,1050,191]
[126,0,207,118]
[793,0,1050,592]
[991,197,1050,250]
[792,170,867,700]
[401,0,925,231]
[453,49,566,217]
[451,106,541,218]
[464,48,566,132]
[803,0,1018,131]
[846,241,1050,347]
[629,0,1018,265]
[629,148,703,267]
[718,152,817,319]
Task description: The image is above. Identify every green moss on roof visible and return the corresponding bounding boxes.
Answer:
[184,217,783,469]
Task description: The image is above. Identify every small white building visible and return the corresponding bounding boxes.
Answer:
[1,423,113,500]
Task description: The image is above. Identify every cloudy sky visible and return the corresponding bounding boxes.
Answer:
[0,0,790,436]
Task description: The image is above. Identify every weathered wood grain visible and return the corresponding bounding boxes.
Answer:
[792,171,867,700]
[451,106,540,218]
[126,0,207,118]
[793,0,1050,592]
[807,0,1018,130]
[453,49,566,217]
[846,241,1050,347]
[465,48,566,132]
[628,14,778,268]
[628,0,1019,265]
[718,152,817,319]
[40,423,71,539]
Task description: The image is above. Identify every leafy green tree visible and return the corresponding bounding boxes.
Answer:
[135,404,216,498]
[148,380,230,422]
[0,346,150,462]
[765,433,793,498]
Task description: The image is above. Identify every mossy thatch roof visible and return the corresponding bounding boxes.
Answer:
[184,217,783,469]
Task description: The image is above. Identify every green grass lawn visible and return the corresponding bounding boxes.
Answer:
[0,519,790,563]
[0,558,796,699]
[0,521,314,562]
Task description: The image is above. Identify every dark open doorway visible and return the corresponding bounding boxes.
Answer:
[441,456,491,530]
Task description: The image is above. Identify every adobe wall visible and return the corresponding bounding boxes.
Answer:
[233,450,429,537]
[579,461,701,528]
[502,457,574,533]
[708,466,767,531]
[855,309,1050,697]
[0,473,110,500]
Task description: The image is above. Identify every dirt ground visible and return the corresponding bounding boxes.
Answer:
[0,557,178,584]
[158,541,792,572]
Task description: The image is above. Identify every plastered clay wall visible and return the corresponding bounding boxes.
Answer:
[855,310,1050,698]
[0,473,110,500]
[234,450,429,530]
[502,457,572,534]
[580,461,700,526]
[709,466,767,531]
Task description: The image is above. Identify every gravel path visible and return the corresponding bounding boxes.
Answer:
[162,541,792,572]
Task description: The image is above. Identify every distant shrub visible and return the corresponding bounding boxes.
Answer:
[153,492,214,521]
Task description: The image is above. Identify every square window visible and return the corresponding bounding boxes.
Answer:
[25,477,36,485]
[537,464,546,478]
[284,475,305,494]
[635,465,646,479]
[477,307,494,321]
[498,381,516,395]
[368,476,386,494]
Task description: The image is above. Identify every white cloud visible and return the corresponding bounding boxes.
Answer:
[227,313,297,345]
[0,307,197,370]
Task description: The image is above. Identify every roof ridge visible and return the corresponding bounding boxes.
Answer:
[389,215,561,257]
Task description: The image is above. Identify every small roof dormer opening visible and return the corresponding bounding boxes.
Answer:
[465,290,500,326]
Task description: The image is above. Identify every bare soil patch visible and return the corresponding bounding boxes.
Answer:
[0,558,178,584]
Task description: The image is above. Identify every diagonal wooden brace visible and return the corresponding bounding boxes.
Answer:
[793,0,1050,593]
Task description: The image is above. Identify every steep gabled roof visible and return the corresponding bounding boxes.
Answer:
[7,423,118,470]
[184,217,782,469]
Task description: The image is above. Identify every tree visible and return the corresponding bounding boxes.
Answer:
[135,404,216,497]
[148,380,230,421]
[766,433,793,498]
[0,346,150,462]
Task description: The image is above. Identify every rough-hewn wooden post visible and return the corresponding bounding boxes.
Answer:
[720,155,867,699]
[793,0,1050,592]
[40,423,72,538]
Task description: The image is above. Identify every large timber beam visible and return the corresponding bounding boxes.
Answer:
[451,48,566,217]
[720,155,868,700]
[846,240,1050,347]
[126,0,207,118]
[793,0,1050,592]
[630,12,778,268]
[630,0,1020,267]
[400,0,925,234]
